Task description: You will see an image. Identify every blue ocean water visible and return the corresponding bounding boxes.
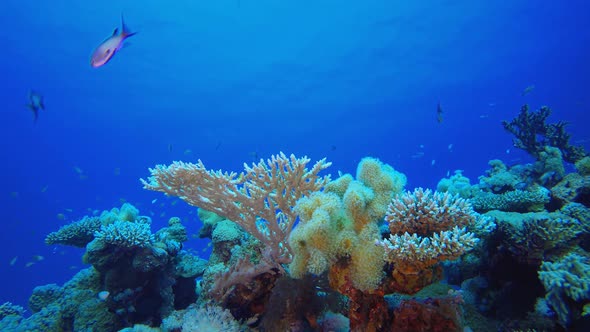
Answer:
[0,0,588,312]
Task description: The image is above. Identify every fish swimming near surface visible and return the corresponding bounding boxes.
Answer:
[90,15,137,68]
[26,90,45,122]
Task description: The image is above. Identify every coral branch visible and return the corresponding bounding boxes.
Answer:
[502,104,587,163]
[141,152,331,266]
[377,188,486,293]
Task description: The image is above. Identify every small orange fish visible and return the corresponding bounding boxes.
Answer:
[90,15,137,68]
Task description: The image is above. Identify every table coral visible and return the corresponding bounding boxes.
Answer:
[378,188,482,294]
[471,187,550,213]
[143,152,332,268]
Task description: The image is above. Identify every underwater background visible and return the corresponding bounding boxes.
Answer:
[1,0,590,330]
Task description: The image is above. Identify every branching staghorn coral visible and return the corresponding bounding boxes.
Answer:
[142,152,331,267]
[502,104,587,163]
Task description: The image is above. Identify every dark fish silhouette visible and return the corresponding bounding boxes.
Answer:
[248,151,259,162]
[521,84,535,96]
[26,90,45,122]
[436,101,443,123]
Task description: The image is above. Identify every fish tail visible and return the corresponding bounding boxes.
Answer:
[29,106,39,123]
[121,13,137,38]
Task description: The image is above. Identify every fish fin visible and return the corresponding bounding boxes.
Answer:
[30,107,38,122]
[40,97,45,110]
[113,28,119,36]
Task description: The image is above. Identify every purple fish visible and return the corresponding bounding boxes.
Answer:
[90,15,136,68]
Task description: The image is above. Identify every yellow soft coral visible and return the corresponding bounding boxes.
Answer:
[357,157,407,218]
[289,157,407,292]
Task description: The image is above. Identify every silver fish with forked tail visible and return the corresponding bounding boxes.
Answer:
[90,15,137,68]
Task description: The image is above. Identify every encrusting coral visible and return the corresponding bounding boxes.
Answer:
[575,156,590,176]
[490,210,584,265]
[538,252,590,325]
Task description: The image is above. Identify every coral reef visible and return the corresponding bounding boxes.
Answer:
[45,203,139,247]
[490,210,584,265]
[438,160,557,213]
[502,104,587,163]
[551,173,590,208]
[290,157,406,291]
[575,156,590,176]
[478,159,523,193]
[391,296,464,332]
[436,170,475,199]
[142,152,332,267]
[258,275,344,331]
[2,204,207,331]
[0,268,117,331]
[0,302,24,320]
[161,304,244,331]
[471,187,550,213]
[288,157,407,330]
[377,188,486,294]
[7,133,590,332]
[534,146,566,186]
[539,252,590,325]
